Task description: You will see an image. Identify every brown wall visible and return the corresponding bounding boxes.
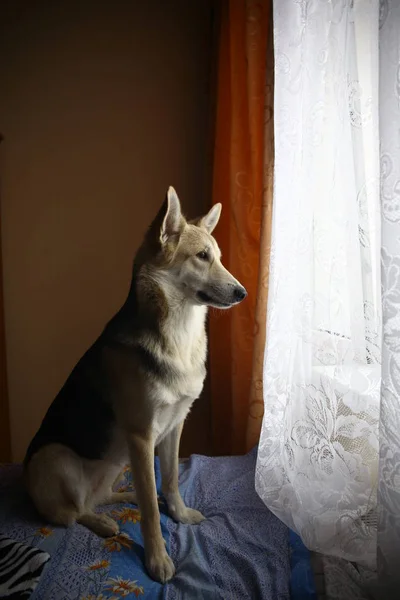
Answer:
[0,0,214,461]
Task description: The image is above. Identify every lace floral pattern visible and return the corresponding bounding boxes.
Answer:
[378,0,400,587]
[256,0,381,569]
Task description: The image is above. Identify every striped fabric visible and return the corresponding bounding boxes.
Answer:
[0,535,50,599]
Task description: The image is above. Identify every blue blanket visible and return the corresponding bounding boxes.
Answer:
[0,464,166,599]
[166,450,290,600]
[0,450,291,599]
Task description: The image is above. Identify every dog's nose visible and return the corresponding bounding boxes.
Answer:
[234,286,247,302]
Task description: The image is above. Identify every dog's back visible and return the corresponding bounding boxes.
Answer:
[25,339,113,464]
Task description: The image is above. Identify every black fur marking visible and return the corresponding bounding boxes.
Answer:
[24,343,115,465]
[133,344,178,382]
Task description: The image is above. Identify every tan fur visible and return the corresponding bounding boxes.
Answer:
[25,187,246,582]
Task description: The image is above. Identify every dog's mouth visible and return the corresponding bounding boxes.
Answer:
[196,291,231,308]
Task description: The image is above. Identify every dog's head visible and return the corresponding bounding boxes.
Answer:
[145,186,247,309]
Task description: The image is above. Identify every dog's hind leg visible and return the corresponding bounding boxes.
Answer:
[101,491,138,505]
[77,512,119,537]
[86,461,137,507]
[27,447,121,538]
[26,444,87,527]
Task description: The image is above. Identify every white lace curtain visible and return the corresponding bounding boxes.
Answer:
[256,0,400,584]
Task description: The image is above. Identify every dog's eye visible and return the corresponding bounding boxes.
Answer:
[196,251,209,261]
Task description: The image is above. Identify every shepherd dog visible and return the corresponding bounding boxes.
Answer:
[24,187,247,582]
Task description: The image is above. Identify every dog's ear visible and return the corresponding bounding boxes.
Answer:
[160,186,185,245]
[198,203,222,234]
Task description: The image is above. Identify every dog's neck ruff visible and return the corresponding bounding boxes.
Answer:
[148,269,207,329]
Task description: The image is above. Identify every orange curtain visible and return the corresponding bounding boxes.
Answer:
[209,0,274,456]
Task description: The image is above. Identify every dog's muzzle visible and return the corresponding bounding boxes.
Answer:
[196,284,247,307]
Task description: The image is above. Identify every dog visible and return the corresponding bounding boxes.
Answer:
[24,187,247,582]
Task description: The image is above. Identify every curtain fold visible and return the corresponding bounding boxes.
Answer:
[256,0,381,568]
[256,0,400,593]
[377,0,400,588]
[209,0,273,456]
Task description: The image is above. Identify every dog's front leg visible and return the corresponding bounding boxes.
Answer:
[158,421,205,525]
[127,432,175,583]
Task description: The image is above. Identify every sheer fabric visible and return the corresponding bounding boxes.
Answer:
[256,0,382,568]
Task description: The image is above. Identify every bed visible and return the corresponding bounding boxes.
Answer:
[0,449,315,599]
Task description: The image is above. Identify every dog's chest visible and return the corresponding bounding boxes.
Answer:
[147,306,207,444]
[152,394,195,446]
[166,307,206,368]
[151,361,206,444]
[151,336,206,445]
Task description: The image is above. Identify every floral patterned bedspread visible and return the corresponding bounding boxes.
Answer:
[0,461,167,600]
[1,450,297,600]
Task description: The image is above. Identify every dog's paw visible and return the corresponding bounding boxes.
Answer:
[164,492,205,525]
[174,507,205,525]
[146,550,175,583]
[86,514,120,538]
